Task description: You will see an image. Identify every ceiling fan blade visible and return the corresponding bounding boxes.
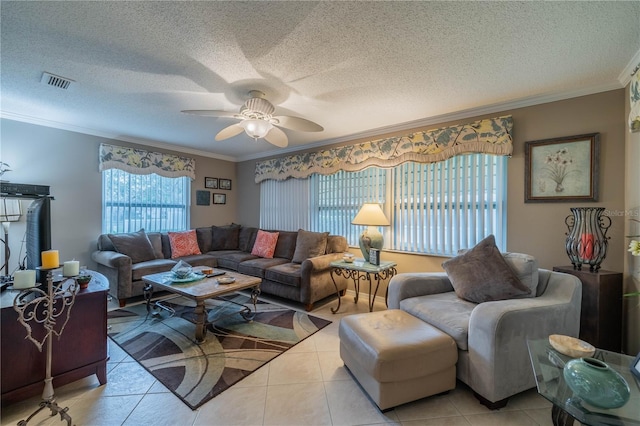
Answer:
[272,116,324,132]
[182,110,238,118]
[215,124,245,141]
[265,126,289,148]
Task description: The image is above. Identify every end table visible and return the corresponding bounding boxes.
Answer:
[330,259,397,313]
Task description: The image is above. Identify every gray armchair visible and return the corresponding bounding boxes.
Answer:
[387,267,582,409]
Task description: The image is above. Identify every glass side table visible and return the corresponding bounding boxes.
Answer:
[329,259,397,314]
[527,338,639,426]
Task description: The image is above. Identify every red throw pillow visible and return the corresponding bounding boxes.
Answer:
[168,230,202,259]
[251,230,279,258]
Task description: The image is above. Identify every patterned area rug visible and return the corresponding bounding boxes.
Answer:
[107,294,331,410]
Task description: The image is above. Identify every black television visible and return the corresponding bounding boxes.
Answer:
[26,197,52,283]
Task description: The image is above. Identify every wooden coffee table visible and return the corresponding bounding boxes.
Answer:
[142,268,261,343]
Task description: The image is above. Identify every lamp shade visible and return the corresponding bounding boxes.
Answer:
[240,119,274,140]
[0,198,22,222]
[351,203,390,226]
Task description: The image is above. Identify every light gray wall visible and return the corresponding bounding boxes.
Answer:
[0,119,237,273]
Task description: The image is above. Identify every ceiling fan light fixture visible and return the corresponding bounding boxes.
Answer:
[240,119,273,140]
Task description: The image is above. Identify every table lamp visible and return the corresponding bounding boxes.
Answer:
[0,198,23,278]
[352,203,389,262]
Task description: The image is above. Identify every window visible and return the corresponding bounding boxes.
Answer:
[260,153,507,256]
[102,169,190,234]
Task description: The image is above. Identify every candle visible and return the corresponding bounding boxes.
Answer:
[579,233,595,260]
[13,270,36,289]
[41,250,60,269]
[63,260,80,277]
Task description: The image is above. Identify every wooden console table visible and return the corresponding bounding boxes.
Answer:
[1,270,109,406]
[552,266,622,352]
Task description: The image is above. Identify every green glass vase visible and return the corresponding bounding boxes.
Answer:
[563,357,630,409]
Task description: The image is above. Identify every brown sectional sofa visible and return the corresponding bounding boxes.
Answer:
[91,225,349,311]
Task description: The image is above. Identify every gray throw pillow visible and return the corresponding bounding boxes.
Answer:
[108,229,156,264]
[212,224,240,250]
[291,229,329,264]
[442,235,531,303]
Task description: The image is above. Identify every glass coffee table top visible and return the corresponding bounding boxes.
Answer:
[527,338,640,426]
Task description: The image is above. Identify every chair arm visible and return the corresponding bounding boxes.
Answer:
[387,272,454,309]
[466,273,582,402]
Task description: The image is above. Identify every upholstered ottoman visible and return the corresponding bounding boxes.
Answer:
[339,309,457,410]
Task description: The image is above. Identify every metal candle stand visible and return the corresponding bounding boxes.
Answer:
[564,207,611,272]
[12,267,78,426]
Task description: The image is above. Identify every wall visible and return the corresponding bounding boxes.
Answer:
[0,119,237,273]
[237,89,628,339]
[624,82,640,354]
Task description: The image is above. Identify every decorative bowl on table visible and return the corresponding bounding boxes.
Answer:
[171,260,193,279]
[549,334,595,358]
[343,253,355,263]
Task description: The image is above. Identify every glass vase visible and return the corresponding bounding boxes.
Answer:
[564,207,611,272]
[563,357,630,409]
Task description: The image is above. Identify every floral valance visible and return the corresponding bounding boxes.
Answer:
[99,143,196,180]
[255,115,513,183]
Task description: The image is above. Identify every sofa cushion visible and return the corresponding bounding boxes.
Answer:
[238,257,290,278]
[273,230,298,260]
[399,292,476,350]
[196,227,213,253]
[131,258,178,281]
[442,235,530,304]
[265,263,302,288]
[212,224,240,250]
[108,229,156,264]
[210,250,258,270]
[457,248,539,298]
[326,235,348,254]
[168,230,202,259]
[146,232,164,259]
[502,252,539,297]
[292,229,329,263]
[251,230,279,258]
[239,227,258,252]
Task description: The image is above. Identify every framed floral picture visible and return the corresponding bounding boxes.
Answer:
[525,133,599,203]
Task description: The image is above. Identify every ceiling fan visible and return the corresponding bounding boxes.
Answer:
[181,90,324,148]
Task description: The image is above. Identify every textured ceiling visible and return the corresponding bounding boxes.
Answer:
[1,1,639,161]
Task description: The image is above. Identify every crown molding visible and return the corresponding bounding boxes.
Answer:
[0,111,236,162]
[237,82,622,162]
[618,48,640,87]
[1,80,626,164]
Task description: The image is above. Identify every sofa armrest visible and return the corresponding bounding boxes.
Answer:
[91,250,134,302]
[466,271,582,402]
[301,253,344,275]
[387,272,453,309]
[91,250,132,269]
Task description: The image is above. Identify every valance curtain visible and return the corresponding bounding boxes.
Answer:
[99,143,196,180]
[255,115,513,183]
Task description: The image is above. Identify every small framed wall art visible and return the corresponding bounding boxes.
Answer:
[219,179,232,190]
[205,177,218,189]
[524,133,600,203]
[196,190,210,206]
[213,193,226,205]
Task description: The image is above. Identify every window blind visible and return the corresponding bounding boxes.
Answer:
[102,169,190,234]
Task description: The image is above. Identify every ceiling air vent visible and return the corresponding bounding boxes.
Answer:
[40,72,74,90]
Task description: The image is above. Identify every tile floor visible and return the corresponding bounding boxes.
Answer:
[1,293,557,426]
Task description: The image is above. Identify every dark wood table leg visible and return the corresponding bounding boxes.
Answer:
[194,301,207,344]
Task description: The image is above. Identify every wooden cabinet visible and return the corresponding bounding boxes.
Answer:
[553,266,622,352]
[1,271,109,406]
